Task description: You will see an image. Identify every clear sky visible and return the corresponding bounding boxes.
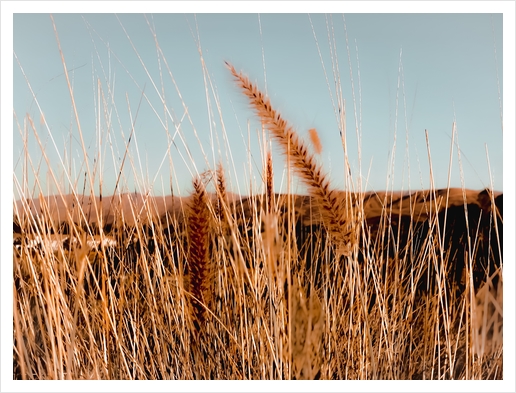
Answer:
[9,7,508,198]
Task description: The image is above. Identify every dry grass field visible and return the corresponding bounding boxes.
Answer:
[12,65,503,380]
[12,179,504,380]
[12,16,503,380]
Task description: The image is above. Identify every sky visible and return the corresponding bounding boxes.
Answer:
[9,10,508,199]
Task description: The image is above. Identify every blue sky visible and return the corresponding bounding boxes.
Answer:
[8,8,509,198]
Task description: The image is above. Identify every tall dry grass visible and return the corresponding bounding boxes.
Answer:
[12,16,503,381]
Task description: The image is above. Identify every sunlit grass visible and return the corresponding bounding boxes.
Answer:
[12,15,503,380]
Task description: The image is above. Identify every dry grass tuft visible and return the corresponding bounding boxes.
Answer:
[291,278,324,379]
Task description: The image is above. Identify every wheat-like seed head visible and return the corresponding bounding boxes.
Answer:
[226,61,355,256]
[308,128,322,155]
[266,150,274,214]
[187,176,212,333]
[215,162,229,231]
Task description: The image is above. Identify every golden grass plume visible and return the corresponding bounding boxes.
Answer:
[226,61,355,256]
[266,150,274,214]
[308,128,322,155]
[186,176,212,333]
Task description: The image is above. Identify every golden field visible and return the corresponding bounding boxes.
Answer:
[13,65,503,379]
